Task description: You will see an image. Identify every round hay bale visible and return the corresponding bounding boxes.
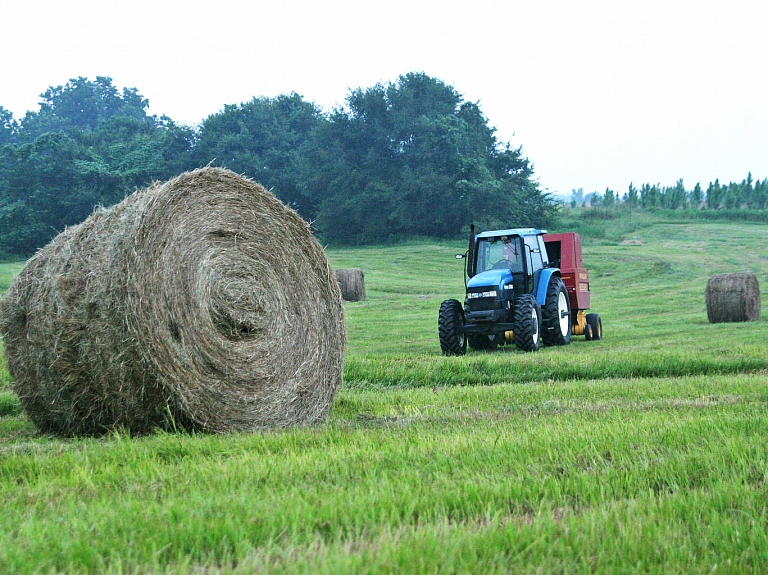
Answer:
[335,268,366,302]
[705,272,761,323]
[0,167,345,436]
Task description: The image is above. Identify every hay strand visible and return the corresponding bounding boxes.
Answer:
[705,272,761,323]
[335,268,366,302]
[0,167,345,436]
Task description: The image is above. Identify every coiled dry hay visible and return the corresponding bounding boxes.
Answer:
[705,272,761,323]
[0,167,345,436]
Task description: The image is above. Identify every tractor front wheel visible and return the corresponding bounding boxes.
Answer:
[542,277,571,346]
[513,294,542,352]
[438,299,467,356]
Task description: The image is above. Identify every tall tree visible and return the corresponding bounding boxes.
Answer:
[723,182,741,209]
[0,132,93,253]
[640,183,660,208]
[753,179,768,209]
[0,78,195,255]
[706,180,722,209]
[19,76,151,140]
[625,183,639,212]
[0,107,18,145]
[306,72,555,243]
[570,187,584,207]
[690,182,703,207]
[602,188,616,207]
[663,179,687,209]
[193,93,324,218]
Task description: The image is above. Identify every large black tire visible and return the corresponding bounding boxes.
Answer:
[542,277,572,347]
[585,313,603,341]
[468,333,498,350]
[513,294,542,352]
[439,299,467,356]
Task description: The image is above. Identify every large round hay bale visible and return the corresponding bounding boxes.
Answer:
[705,272,761,323]
[0,167,345,436]
[335,268,366,302]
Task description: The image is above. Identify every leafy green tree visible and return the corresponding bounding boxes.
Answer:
[0,107,18,145]
[19,76,150,140]
[0,132,94,253]
[305,73,555,243]
[84,115,196,190]
[0,78,196,255]
[193,93,324,218]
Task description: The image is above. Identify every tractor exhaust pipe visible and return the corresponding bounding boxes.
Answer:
[467,224,476,278]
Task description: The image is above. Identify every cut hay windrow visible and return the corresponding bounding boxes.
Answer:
[0,168,345,436]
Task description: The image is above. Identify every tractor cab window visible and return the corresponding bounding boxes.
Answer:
[524,235,545,273]
[475,236,523,274]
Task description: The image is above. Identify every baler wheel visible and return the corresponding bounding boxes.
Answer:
[585,313,603,341]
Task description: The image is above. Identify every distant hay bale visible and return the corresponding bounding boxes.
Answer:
[705,272,761,323]
[335,268,366,302]
[0,167,345,436]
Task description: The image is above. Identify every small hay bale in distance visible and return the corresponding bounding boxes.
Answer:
[0,167,346,436]
[335,268,366,302]
[705,272,761,323]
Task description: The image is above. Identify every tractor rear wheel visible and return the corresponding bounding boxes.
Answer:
[542,277,571,346]
[439,299,467,356]
[513,294,542,352]
[585,313,603,341]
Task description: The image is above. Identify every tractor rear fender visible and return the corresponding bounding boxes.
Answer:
[534,268,560,307]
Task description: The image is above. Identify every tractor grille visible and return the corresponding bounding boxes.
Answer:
[466,297,500,312]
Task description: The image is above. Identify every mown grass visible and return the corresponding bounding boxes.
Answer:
[1,216,768,573]
[2,375,767,573]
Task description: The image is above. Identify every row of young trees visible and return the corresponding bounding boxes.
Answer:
[0,74,556,256]
[572,174,768,211]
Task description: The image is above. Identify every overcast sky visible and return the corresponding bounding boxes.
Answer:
[2,0,766,197]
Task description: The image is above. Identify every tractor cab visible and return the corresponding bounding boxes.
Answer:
[468,228,550,296]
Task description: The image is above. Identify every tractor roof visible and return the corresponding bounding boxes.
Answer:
[475,228,547,239]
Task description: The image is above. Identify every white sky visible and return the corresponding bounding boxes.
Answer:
[2,0,766,197]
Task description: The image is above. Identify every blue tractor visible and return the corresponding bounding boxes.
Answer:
[438,225,596,355]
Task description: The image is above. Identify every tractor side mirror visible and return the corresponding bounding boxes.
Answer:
[455,254,464,259]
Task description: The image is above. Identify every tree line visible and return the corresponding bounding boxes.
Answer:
[571,173,768,212]
[0,74,556,256]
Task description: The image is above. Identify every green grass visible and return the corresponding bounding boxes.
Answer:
[2,217,768,573]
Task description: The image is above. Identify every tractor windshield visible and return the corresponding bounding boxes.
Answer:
[475,236,524,274]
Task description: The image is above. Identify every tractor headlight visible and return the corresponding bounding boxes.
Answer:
[467,290,498,299]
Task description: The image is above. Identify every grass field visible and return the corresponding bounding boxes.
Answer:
[1,215,768,573]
